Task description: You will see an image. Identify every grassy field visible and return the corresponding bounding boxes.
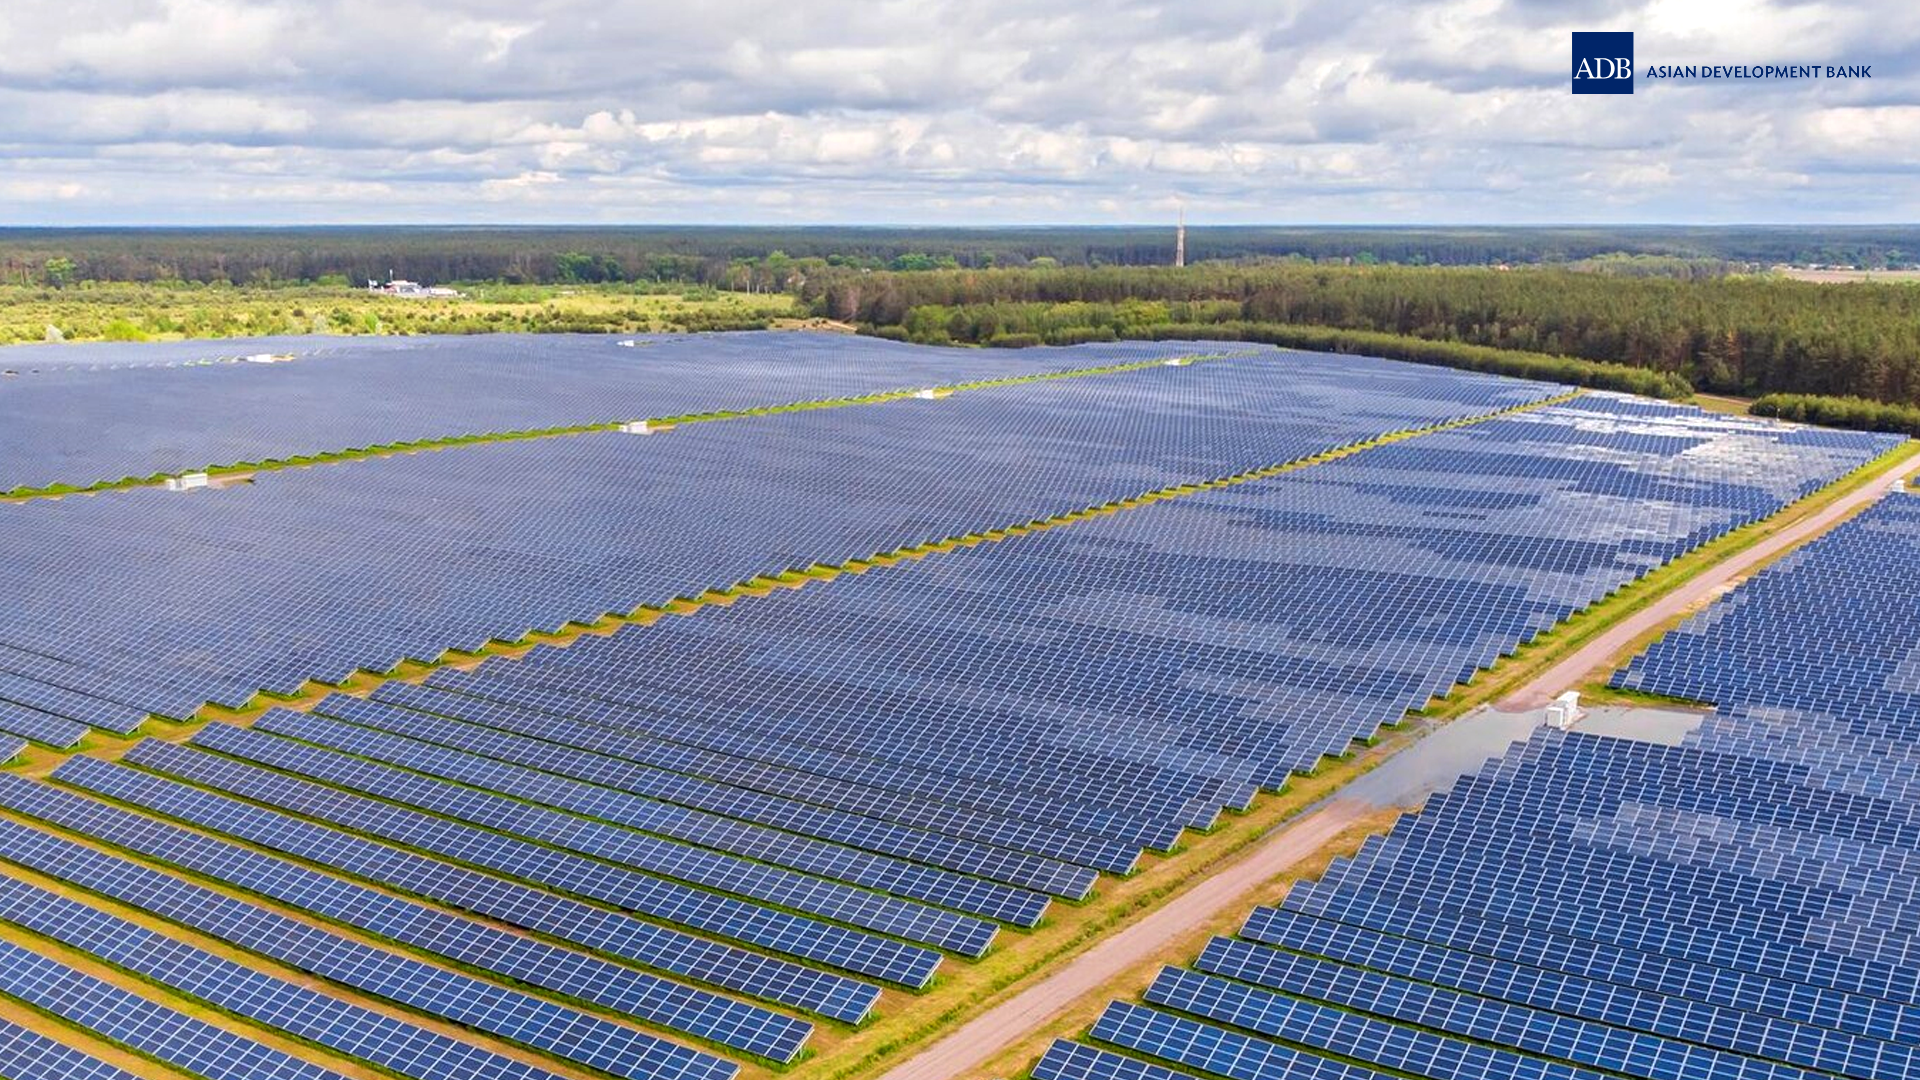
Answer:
[0,282,798,346]
[1776,267,1920,284]
[1689,391,1758,417]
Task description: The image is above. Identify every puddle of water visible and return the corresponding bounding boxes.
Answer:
[1342,708,1541,810]
[1574,704,1707,746]
[1341,702,1708,810]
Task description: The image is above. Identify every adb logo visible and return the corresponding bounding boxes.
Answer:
[1572,31,1634,94]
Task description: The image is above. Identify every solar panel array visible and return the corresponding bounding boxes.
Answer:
[1613,491,1920,725]
[0,347,1560,726]
[0,332,417,369]
[1037,488,1920,1080]
[0,332,1901,1080]
[10,390,1882,1079]
[0,331,1228,490]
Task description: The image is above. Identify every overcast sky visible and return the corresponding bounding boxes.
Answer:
[0,0,1916,225]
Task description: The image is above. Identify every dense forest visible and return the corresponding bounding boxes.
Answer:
[3,225,1919,287]
[7,226,1920,427]
[799,265,1920,406]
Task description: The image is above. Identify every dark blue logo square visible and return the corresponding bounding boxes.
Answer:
[1572,32,1634,94]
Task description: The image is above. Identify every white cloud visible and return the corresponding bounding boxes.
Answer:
[0,0,1914,223]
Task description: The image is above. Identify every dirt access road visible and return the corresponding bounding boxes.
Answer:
[874,803,1360,1080]
[875,448,1920,1080]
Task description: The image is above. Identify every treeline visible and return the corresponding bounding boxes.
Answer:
[3,225,1919,287]
[803,265,1920,406]
[0,231,722,289]
[870,316,1689,398]
[1751,394,1920,437]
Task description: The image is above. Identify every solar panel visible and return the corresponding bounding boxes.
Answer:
[1228,909,1906,1073]
[0,1016,142,1080]
[1,332,1232,492]
[0,795,742,1079]
[0,771,809,1061]
[1091,1001,1392,1080]
[2,337,1905,1080]
[191,719,997,956]
[253,705,1050,926]
[0,937,354,1080]
[120,738,944,988]
[0,870,607,1080]
[0,699,88,748]
[1032,1039,1192,1080]
[311,690,1100,900]
[378,675,1144,874]
[46,754,881,1023]
[0,345,1569,721]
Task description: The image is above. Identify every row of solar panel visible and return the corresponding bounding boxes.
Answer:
[0,937,354,1080]
[34,755,880,1025]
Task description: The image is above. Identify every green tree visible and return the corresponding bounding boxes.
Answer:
[44,256,75,289]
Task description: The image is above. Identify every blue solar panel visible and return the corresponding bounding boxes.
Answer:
[0,789,742,1079]
[0,671,144,734]
[3,337,1904,1080]
[0,769,809,1060]
[191,720,997,956]
[424,661,1215,842]
[0,699,88,748]
[1232,907,1911,1071]
[49,753,881,1023]
[380,675,1145,874]
[0,1016,141,1080]
[0,346,1566,720]
[1032,1040,1192,1080]
[252,705,1050,926]
[1145,965,1640,1080]
[1616,493,1920,734]
[0,873,577,1080]
[0,938,351,1080]
[310,690,1101,900]
[119,738,944,987]
[1091,1001,1392,1080]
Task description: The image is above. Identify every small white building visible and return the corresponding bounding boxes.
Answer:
[367,278,461,299]
[1543,691,1585,731]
